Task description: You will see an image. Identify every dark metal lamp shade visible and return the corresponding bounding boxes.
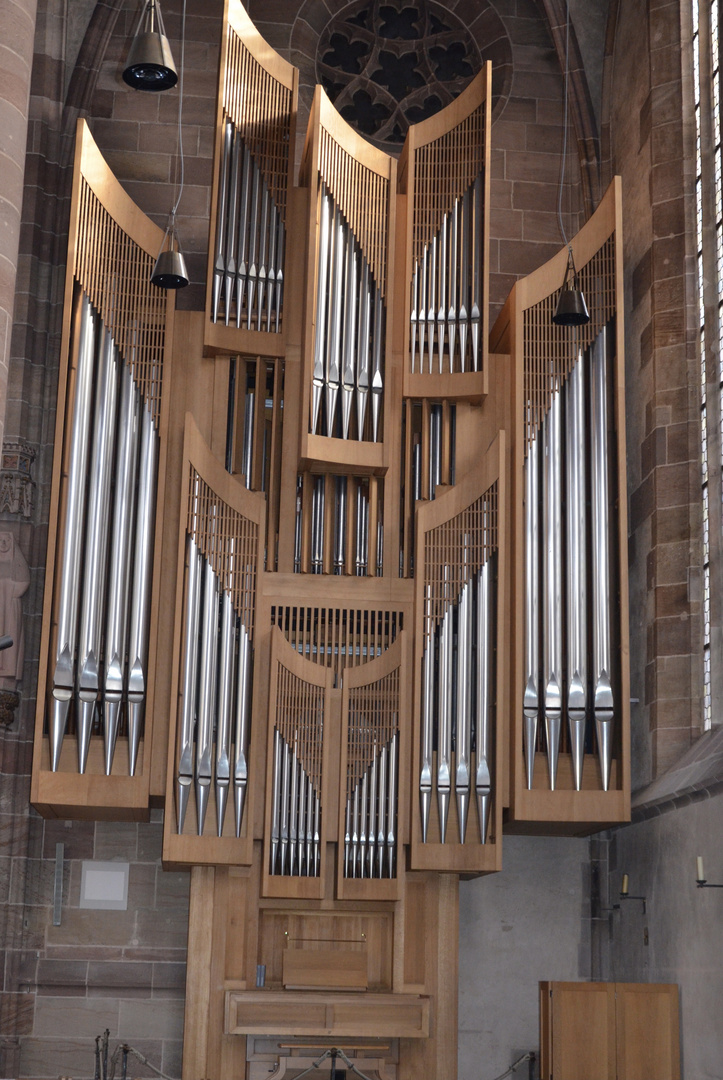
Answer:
[151,221,189,289]
[123,0,177,91]
[552,249,590,327]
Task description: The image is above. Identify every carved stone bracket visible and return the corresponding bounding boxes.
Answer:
[0,440,36,518]
[0,689,20,727]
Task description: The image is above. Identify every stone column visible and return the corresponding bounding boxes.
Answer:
[0,0,38,451]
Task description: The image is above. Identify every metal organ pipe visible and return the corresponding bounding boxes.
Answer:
[126,397,159,777]
[76,327,119,774]
[543,389,563,790]
[566,354,588,790]
[591,326,615,790]
[521,323,618,793]
[51,294,96,770]
[103,364,140,776]
[311,184,383,442]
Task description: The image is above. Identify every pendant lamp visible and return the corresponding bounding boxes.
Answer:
[552,248,590,327]
[151,214,189,289]
[123,0,178,91]
[552,0,590,327]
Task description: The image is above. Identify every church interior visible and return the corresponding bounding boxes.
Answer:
[0,1,721,1078]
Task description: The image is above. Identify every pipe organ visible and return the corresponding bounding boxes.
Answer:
[32,4,630,1077]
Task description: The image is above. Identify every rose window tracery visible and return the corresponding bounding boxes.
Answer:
[317,0,484,152]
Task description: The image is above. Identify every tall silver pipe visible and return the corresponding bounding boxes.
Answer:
[233,622,252,836]
[312,475,325,574]
[245,159,261,329]
[419,586,434,841]
[437,213,447,373]
[543,391,563,790]
[297,764,307,874]
[270,727,282,872]
[279,735,290,874]
[459,188,470,371]
[471,174,482,371]
[266,202,278,331]
[387,729,397,877]
[288,739,299,876]
[313,790,321,877]
[51,293,96,771]
[591,327,615,790]
[357,262,371,441]
[376,742,387,876]
[523,423,540,789]
[242,386,254,489]
[410,262,418,373]
[427,234,436,373]
[455,573,472,843]
[256,180,270,329]
[195,552,219,835]
[566,355,588,790]
[351,776,359,876]
[448,198,458,366]
[236,143,252,327]
[370,285,383,443]
[341,235,358,439]
[76,328,119,773]
[215,580,236,837]
[476,551,495,844]
[177,532,201,833]
[212,118,232,323]
[429,404,442,500]
[368,747,378,877]
[326,208,344,436]
[274,219,285,333]
[305,774,314,875]
[359,766,368,877]
[412,440,422,503]
[104,363,140,776]
[126,398,158,776]
[418,245,427,363]
[224,126,241,325]
[437,592,452,842]
[312,188,330,434]
[334,476,347,573]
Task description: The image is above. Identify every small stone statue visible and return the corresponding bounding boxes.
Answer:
[0,530,30,690]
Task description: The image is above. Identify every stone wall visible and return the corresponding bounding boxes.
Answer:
[611,0,703,784]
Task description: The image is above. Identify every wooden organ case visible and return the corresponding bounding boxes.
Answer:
[32,3,630,1078]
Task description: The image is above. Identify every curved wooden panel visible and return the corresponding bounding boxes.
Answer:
[399,66,491,385]
[206,0,298,347]
[163,413,266,866]
[32,119,175,818]
[302,86,395,296]
[262,627,333,898]
[490,177,630,831]
[410,433,506,873]
[337,632,409,900]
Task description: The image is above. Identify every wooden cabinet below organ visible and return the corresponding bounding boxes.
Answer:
[539,981,681,1080]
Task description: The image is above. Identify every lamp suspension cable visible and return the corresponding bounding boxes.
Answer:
[552,0,590,326]
[151,0,189,289]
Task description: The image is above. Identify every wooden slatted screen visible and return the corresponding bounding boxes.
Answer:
[75,179,167,425]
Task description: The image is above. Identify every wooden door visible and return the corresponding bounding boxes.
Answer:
[540,981,616,1080]
[615,983,680,1080]
[540,982,681,1080]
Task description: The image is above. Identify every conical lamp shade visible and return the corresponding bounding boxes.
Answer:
[151,246,189,289]
[123,0,177,91]
[552,250,590,327]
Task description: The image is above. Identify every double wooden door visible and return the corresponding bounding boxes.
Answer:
[540,981,680,1080]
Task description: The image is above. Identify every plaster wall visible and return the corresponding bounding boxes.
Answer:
[458,835,591,1080]
[606,795,723,1080]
